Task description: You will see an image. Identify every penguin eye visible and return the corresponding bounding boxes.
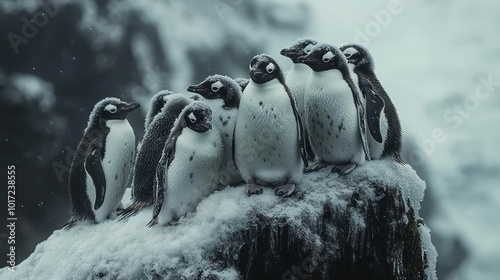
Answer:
[104,104,117,114]
[188,112,197,123]
[343,47,358,59]
[304,44,313,54]
[211,81,223,93]
[322,51,334,63]
[266,63,275,74]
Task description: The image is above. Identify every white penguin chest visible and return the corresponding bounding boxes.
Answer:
[103,119,135,174]
[305,70,361,161]
[348,66,389,159]
[88,119,135,222]
[236,80,302,184]
[163,128,223,216]
[286,64,311,115]
[209,104,240,184]
[208,100,237,151]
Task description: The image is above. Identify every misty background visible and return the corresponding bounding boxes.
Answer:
[1,0,499,279]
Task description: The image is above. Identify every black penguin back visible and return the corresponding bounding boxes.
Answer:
[131,97,192,204]
[361,69,404,162]
[66,123,110,227]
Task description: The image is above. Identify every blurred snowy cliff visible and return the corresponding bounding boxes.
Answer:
[0,161,437,279]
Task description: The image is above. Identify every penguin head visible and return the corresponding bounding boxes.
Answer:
[249,54,284,84]
[297,43,347,72]
[150,91,171,114]
[339,44,374,71]
[280,37,319,63]
[86,98,140,130]
[88,97,140,125]
[182,101,213,133]
[101,100,141,121]
[145,90,173,127]
[187,75,241,108]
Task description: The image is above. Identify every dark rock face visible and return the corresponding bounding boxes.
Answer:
[206,185,427,280]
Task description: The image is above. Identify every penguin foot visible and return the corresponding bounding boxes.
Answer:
[245,183,263,196]
[332,163,357,176]
[274,183,296,198]
[305,161,328,173]
[118,203,144,220]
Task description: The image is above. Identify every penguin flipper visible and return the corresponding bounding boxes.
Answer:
[148,140,175,227]
[359,76,384,143]
[284,85,309,168]
[304,129,315,161]
[346,76,371,160]
[231,125,238,170]
[84,141,106,211]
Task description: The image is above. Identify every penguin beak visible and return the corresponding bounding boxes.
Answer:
[197,120,212,131]
[187,85,210,95]
[280,48,300,58]
[250,69,266,80]
[122,102,140,112]
[297,55,317,65]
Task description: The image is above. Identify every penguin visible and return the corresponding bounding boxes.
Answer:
[234,77,250,91]
[297,43,370,175]
[187,75,243,186]
[144,91,169,130]
[119,93,193,219]
[234,54,307,197]
[340,44,404,163]
[144,90,201,129]
[280,37,319,159]
[147,101,223,226]
[64,97,140,228]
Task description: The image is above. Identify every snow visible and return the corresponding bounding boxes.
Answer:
[0,160,435,279]
[419,225,438,280]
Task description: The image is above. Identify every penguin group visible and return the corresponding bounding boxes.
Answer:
[64,39,404,228]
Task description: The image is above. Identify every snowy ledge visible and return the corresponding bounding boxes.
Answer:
[1,160,437,280]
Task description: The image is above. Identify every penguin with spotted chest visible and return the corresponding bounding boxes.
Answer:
[234,54,308,197]
[119,92,194,219]
[281,37,320,160]
[298,43,371,175]
[64,97,139,228]
[148,101,223,226]
[187,75,243,186]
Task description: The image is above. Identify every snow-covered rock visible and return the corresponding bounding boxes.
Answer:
[0,160,436,280]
